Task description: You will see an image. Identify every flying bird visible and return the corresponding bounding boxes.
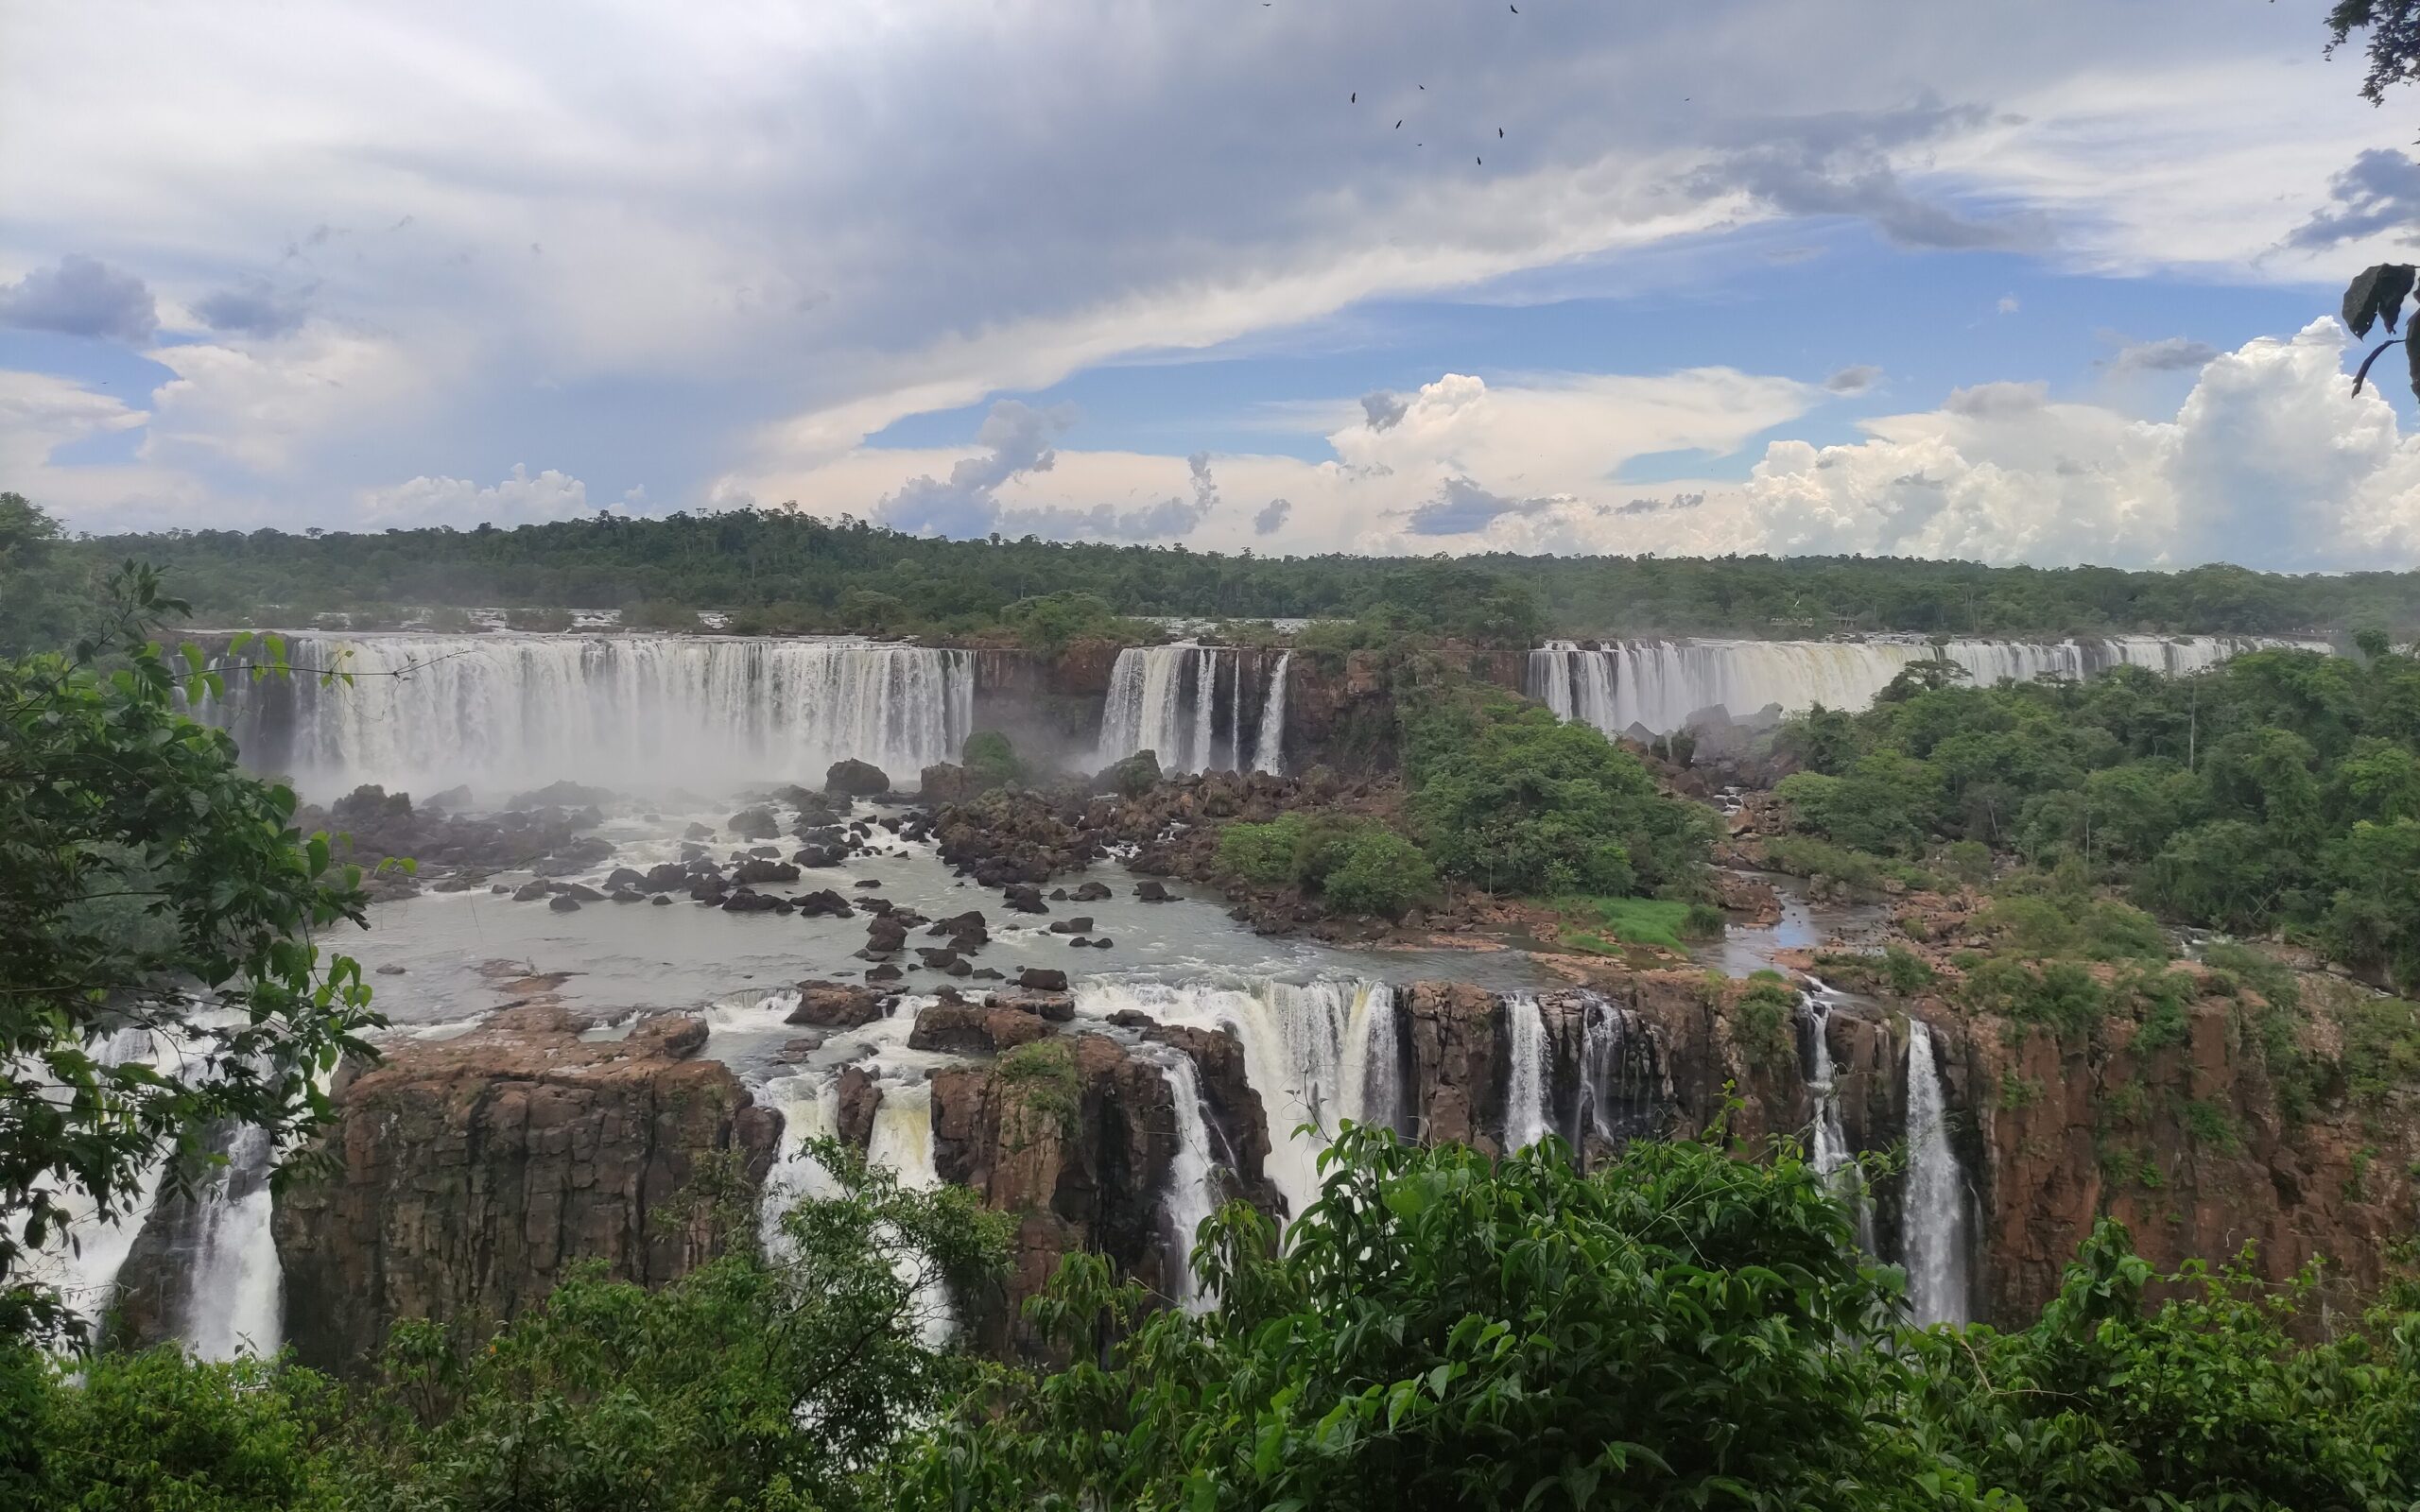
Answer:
[1498,127,1504,137]
[1477,156,1483,164]
[1395,119,1402,128]
[1350,92,1356,102]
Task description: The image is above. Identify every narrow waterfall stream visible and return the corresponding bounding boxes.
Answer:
[176,1125,284,1361]
[863,1078,956,1347]
[1902,1020,1973,1325]
[1251,651,1291,773]
[1147,1049,1225,1310]
[1502,993,1550,1152]
[1801,987,1875,1252]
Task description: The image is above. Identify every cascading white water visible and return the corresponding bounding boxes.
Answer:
[1573,997,1667,1152]
[1801,988,1875,1252]
[1074,977,1396,1219]
[1502,993,1551,1152]
[18,1027,174,1332]
[1096,644,1287,776]
[1147,1050,1224,1311]
[757,1074,843,1253]
[1903,1020,1972,1326]
[203,633,977,797]
[1529,635,2325,738]
[1251,652,1291,774]
[176,1125,283,1361]
[862,1077,955,1347]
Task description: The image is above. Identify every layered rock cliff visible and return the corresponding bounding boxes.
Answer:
[270,1005,781,1373]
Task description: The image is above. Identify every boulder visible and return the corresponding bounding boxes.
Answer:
[721,889,782,914]
[1017,967,1069,992]
[1002,884,1047,915]
[734,857,802,885]
[795,888,855,919]
[604,867,648,891]
[824,759,890,797]
[728,806,781,840]
[547,894,582,913]
[512,880,550,902]
[1133,881,1173,902]
[908,1002,1053,1057]
[1070,880,1114,902]
[786,981,887,1029]
[1047,917,1095,935]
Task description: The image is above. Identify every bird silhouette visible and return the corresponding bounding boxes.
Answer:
[1477,156,1483,164]
[1350,92,1356,103]
[1498,127,1504,137]
[1395,119,1402,129]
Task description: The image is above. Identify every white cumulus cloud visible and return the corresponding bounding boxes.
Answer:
[357,463,593,528]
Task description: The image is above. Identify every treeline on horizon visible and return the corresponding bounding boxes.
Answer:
[29,502,2420,640]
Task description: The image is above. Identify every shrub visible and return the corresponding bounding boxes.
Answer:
[1962,956,2111,1036]
[1316,826,1438,919]
[1732,973,1802,1074]
[1218,815,1311,886]
[960,730,1024,790]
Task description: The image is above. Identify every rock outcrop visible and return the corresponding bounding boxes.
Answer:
[271,1005,781,1375]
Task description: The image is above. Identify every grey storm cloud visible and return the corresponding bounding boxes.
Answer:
[2290,148,2420,249]
[877,398,1080,537]
[1360,390,1409,431]
[1824,364,1882,394]
[1691,97,2051,250]
[1603,491,1707,517]
[1944,380,2048,418]
[195,279,311,337]
[1253,497,1292,535]
[1401,475,1551,536]
[0,253,158,343]
[2103,336,2220,375]
[994,446,1220,542]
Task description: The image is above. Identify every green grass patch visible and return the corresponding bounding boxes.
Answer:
[1543,896,1723,954]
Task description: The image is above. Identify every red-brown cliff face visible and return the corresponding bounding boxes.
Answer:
[270,1005,781,1374]
[1952,988,2419,1322]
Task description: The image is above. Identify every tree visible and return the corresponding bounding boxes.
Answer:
[901,1121,1932,1510]
[2319,0,2420,105]
[0,495,84,660]
[0,567,384,1342]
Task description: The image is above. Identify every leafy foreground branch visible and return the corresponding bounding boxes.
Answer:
[0,565,385,1344]
[9,1121,2416,1510]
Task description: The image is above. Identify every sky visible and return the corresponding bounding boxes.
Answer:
[5,0,2420,570]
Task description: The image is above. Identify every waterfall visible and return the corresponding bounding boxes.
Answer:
[1502,994,1551,1152]
[176,1125,283,1361]
[1903,1020,1972,1326]
[1147,1050,1224,1311]
[1572,997,1666,1151]
[862,1077,954,1347]
[1251,652,1291,774]
[1074,977,1396,1220]
[1528,635,2325,738]
[757,1074,843,1253]
[1097,644,1287,776]
[1801,988,1874,1252]
[201,633,977,797]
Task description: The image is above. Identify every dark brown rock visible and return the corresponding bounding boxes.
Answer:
[786,980,888,1029]
[271,1005,779,1376]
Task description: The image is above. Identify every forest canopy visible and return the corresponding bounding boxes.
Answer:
[8,495,2413,646]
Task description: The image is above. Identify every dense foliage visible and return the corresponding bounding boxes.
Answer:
[0,568,382,1342]
[7,1118,2416,1509]
[0,1142,1010,1510]
[9,501,2411,644]
[1403,674,1716,899]
[1215,813,1440,918]
[1771,645,2420,989]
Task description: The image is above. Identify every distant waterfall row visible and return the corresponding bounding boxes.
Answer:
[206,634,977,798]
[1096,644,1290,776]
[1528,634,2322,738]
